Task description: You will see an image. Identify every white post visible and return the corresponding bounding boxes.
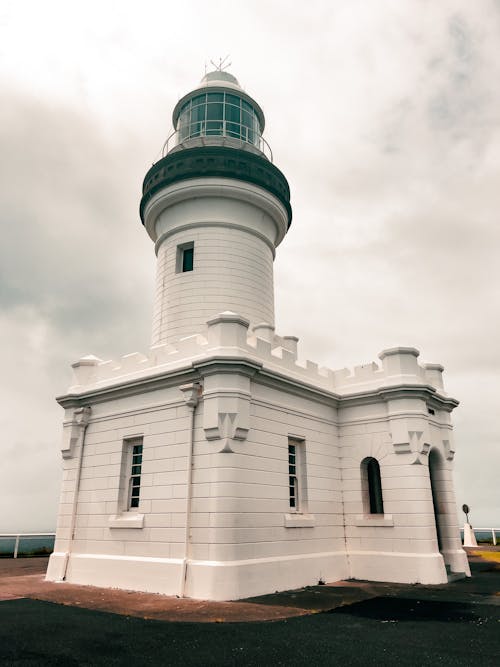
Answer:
[14,535,20,558]
[492,529,497,546]
[463,523,478,547]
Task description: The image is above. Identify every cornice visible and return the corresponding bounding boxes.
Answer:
[338,383,459,412]
[56,355,459,414]
[56,366,201,409]
[255,367,340,407]
[192,357,263,378]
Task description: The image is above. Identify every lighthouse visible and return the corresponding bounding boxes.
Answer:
[47,69,470,600]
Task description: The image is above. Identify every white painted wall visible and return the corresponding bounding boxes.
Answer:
[143,178,289,346]
[47,321,469,599]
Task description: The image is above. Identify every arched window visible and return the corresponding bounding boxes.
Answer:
[361,457,384,515]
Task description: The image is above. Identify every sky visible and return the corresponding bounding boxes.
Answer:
[1,0,499,532]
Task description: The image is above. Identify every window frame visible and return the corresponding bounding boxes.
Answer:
[176,241,194,273]
[128,441,143,510]
[118,437,144,513]
[288,438,308,514]
[288,441,298,510]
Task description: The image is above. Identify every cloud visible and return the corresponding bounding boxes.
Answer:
[1,0,499,530]
[0,88,154,530]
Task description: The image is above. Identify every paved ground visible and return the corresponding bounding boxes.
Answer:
[0,549,498,665]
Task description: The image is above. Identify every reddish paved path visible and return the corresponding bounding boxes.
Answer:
[0,558,307,622]
[0,549,497,623]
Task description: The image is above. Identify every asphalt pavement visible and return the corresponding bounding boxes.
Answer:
[0,550,498,666]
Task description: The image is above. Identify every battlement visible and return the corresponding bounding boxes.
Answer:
[68,312,446,397]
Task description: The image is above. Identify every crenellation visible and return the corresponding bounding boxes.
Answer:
[66,312,450,403]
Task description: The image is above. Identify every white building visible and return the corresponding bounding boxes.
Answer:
[46,70,470,600]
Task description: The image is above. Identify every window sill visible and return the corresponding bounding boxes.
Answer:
[284,513,315,528]
[354,514,394,527]
[108,513,145,529]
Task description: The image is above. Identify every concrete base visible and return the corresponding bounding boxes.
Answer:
[348,551,450,585]
[441,548,471,576]
[186,551,350,601]
[46,552,183,595]
[463,523,478,548]
[47,551,350,601]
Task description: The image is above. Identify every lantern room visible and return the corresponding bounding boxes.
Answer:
[167,70,271,159]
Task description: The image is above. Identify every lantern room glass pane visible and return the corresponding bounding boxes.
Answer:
[206,98,223,135]
[190,103,205,137]
[176,91,260,147]
[207,92,224,103]
[225,97,241,138]
[241,108,255,144]
[191,94,206,106]
[226,93,240,107]
[179,103,191,141]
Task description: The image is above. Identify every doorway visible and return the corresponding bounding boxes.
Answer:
[428,449,445,552]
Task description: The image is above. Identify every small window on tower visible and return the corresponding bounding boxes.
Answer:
[176,242,194,273]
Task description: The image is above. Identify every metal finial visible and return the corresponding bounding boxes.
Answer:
[210,55,231,72]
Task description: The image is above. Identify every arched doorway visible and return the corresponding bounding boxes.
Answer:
[428,449,445,552]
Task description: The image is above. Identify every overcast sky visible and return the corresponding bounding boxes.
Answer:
[1,0,499,532]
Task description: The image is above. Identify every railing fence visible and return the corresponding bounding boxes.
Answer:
[0,528,498,558]
[469,528,499,546]
[0,533,56,558]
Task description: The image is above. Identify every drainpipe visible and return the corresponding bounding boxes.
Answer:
[61,405,91,581]
[338,427,351,579]
[179,382,202,597]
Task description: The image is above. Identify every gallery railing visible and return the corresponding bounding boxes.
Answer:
[161,122,273,162]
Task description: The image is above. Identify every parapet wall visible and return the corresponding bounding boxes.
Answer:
[68,311,447,398]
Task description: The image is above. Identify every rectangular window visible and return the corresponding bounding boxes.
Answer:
[182,246,194,272]
[176,242,194,273]
[129,441,143,509]
[288,438,307,512]
[289,442,298,509]
[119,438,144,511]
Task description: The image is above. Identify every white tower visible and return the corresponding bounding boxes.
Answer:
[141,70,292,345]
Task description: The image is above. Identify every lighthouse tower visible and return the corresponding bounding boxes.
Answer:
[140,70,291,345]
[47,69,469,601]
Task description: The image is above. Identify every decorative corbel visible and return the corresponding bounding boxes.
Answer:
[179,382,202,408]
[204,406,250,453]
[409,430,430,455]
[61,406,91,459]
[443,439,455,461]
[203,386,250,453]
[392,439,412,455]
[391,428,430,456]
